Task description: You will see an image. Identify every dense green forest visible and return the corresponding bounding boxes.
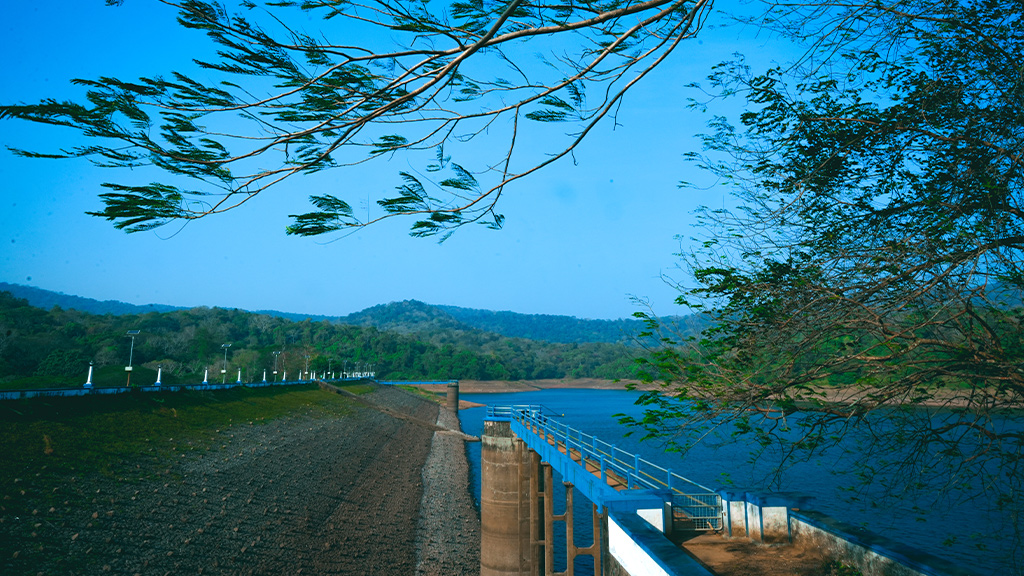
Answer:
[0,291,638,389]
[1,282,707,344]
[341,299,710,344]
[340,299,643,343]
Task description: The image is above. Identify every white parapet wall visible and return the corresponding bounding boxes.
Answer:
[609,515,675,576]
[607,511,715,576]
[636,508,665,532]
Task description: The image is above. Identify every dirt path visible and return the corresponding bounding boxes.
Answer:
[681,534,830,576]
[415,407,480,576]
[1,385,483,575]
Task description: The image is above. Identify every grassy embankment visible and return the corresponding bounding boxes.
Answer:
[397,384,446,403]
[0,384,368,512]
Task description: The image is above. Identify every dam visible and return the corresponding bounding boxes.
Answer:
[0,377,1007,574]
[478,404,979,576]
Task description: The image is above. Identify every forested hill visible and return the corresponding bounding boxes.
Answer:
[339,300,471,334]
[1,282,705,345]
[338,299,702,344]
[438,304,641,343]
[0,291,639,389]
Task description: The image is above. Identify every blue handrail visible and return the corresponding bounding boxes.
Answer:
[489,404,722,530]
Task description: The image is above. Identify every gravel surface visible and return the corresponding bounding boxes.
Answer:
[415,407,481,576]
[1,385,482,575]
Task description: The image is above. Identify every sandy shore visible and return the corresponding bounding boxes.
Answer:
[455,378,649,393]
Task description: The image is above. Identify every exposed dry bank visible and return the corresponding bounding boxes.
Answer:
[0,384,481,575]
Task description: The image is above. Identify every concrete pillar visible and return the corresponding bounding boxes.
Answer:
[543,464,555,574]
[481,420,535,576]
[517,439,538,573]
[447,381,460,411]
[529,449,544,574]
[718,490,748,538]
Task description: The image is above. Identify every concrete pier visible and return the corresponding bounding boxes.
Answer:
[447,381,460,411]
[481,419,537,575]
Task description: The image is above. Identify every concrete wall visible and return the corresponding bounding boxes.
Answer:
[788,510,977,576]
[718,492,977,576]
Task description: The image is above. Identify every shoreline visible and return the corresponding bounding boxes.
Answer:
[412,378,652,409]
[429,379,1017,412]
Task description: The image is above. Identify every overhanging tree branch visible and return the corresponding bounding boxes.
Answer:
[3,0,715,237]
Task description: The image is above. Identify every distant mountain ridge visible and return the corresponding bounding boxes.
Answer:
[0,282,702,345]
[0,282,336,322]
[0,282,185,315]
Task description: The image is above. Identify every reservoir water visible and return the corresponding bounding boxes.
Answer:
[459,389,1017,575]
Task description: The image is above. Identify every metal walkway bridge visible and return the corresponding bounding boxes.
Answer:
[487,405,722,532]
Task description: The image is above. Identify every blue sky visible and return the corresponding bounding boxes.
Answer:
[1,1,773,320]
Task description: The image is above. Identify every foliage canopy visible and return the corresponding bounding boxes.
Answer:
[626,0,1023,568]
[1,0,713,238]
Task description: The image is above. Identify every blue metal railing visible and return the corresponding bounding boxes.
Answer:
[493,405,722,531]
[485,404,545,420]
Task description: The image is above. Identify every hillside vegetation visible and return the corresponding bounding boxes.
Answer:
[2,282,707,345]
[0,291,639,389]
[340,300,645,343]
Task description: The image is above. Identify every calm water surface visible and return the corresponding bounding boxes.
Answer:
[459,389,1015,575]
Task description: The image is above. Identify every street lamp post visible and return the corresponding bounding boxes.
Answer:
[125,330,141,386]
[221,343,232,384]
[304,354,310,380]
[273,350,281,382]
